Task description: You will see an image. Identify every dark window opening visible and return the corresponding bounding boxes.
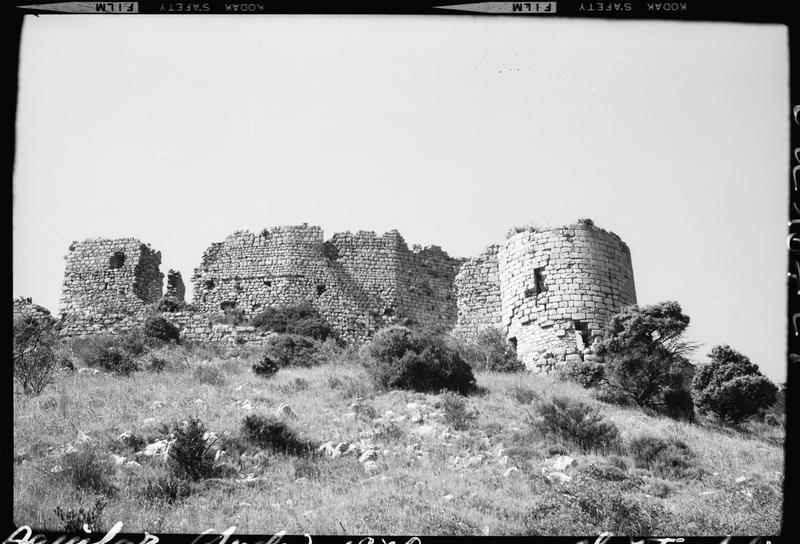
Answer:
[264,280,272,287]
[220,301,238,311]
[109,252,125,269]
[534,268,547,293]
[252,303,262,311]
[383,308,395,317]
[508,337,518,350]
[524,287,536,298]
[203,279,215,290]
[574,320,591,350]
[316,284,327,296]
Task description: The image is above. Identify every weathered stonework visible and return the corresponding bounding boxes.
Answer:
[58,238,163,335]
[54,220,636,368]
[190,225,461,341]
[452,221,636,368]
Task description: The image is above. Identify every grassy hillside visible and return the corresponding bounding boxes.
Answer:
[13,344,783,535]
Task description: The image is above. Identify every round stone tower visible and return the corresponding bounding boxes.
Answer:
[498,220,636,368]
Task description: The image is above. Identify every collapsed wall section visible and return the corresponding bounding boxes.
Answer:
[498,222,636,368]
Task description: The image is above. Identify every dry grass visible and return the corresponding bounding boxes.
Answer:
[13,351,783,535]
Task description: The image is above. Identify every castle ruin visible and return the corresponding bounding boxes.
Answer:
[56,220,636,369]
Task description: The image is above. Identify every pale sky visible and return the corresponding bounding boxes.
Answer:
[12,16,788,382]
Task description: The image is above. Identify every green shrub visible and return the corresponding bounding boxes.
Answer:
[249,303,332,341]
[374,421,405,442]
[557,360,606,389]
[441,391,477,430]
[61,448,116,494]
[53,499,106,533]
[662,387,695,421]
[79,338,138,375]
[454,328,525,372]
[595,301,696,413]
[252,354,280,378]
[692,345,777,424]
[531,396,621,453]
[141,476,192,504]
[262,334,323,368]
[13,314,59,395]
[241,414,315,456]
[366,327,476,395]
[144,353,168,373]
[192,364,226,386]
[143,315,180,343]
[168,418,217,481]
[118,329,147,356]
[627,434,697,479]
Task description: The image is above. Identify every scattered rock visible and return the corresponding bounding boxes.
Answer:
[111,454,126,466]
[75,431,92,444]
[503,467,519,478]
[241,400,254,412]
[699,491,716,496]
[118,431,132,441]
[276,403,297,419]
[443,494,453,501]
[498,455,509,466]
[138,439,171,459]
[410,413,424,424]
[49,465,63,474]
[413,424,436,437]
[735,476,748,484]
[551,455,575,471]
[406,402,419,412]
[545,471,572,484]
[359,449,378,463]
[124,460,141,468]
[342,412,356,420]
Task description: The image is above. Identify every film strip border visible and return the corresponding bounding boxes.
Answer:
[0,0,789,20]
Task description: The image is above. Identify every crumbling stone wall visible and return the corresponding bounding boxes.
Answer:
[165,270,185,302]
[54,220,636,360]
[498,221,636,368]
[190,225,460,341]
[453,244,502,336]
[58,238,163,335]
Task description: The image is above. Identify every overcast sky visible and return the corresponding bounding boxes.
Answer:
[12,16,788,382]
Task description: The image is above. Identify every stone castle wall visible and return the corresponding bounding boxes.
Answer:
[499,222,636,367]
[189,225,460,342]
[453,244,502,336]
[58,238,163,336]
[53,220,636,369]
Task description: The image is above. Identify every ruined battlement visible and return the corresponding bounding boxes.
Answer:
[56,220,636,369]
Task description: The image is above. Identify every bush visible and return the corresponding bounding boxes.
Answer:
[627,434,697,479]
[192,364,226,386]
[252,354,280,378]
[61,448,116,494]
[154,296,185,313]
[168,418,217,481]
[241,414,315,456]
[212,305,246,326]
[366,326,476,395]
[143,315,180,343]
[144,353,168,373]
[79,338,138,375]
[53,499,106,533]
[692,345,777,424]
[117,329,147,356]
[249,303,332,341]
[662,387,695,421]
[262,334,323,368]
[557,360,606,389]
[141,476,192,504]
[595,301,696,413]
[441,391,477,430]
[455,328,525,372]
[13,314,59,395]
[531,396,621,453]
